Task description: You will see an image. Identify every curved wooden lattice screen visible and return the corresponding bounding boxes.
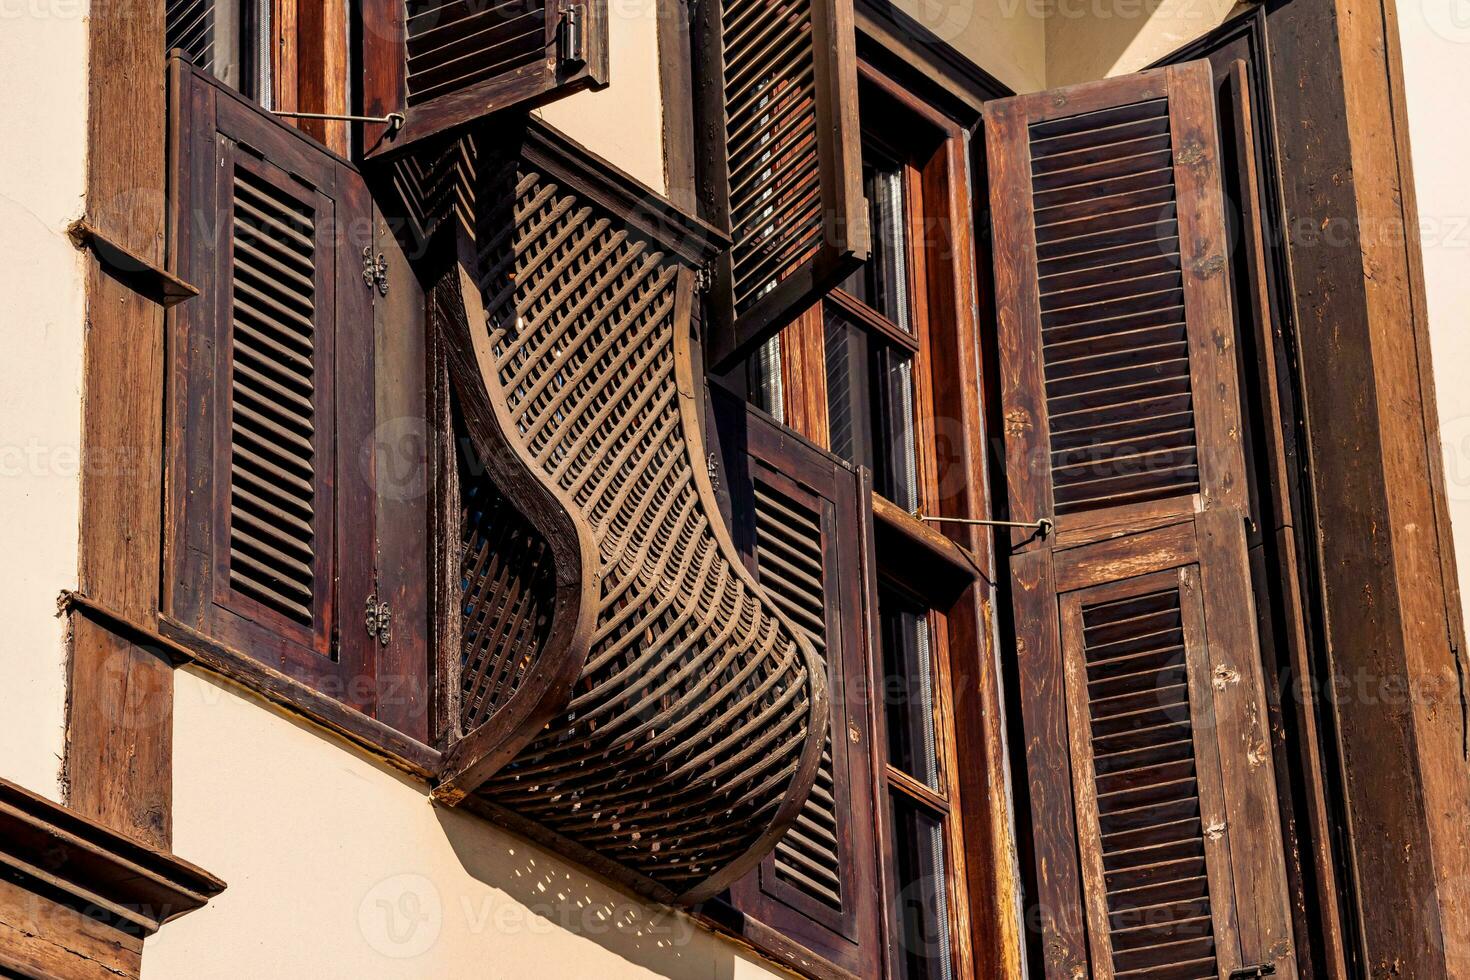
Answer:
[426,122,830,906]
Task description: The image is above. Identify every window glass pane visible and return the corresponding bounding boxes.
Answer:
[747,334,786,423]
[824,311,864,465]
[891,796,954,980]
[839,152,910,330]
[881,597,939,790]
[873,346,919,513]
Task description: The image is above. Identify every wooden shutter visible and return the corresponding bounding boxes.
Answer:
[166,59,430,732]
[693,0,869,372]
[985,61,1297,980]
[713,390,882,980]
[360,0,610,157]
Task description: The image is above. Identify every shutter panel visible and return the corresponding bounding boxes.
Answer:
[693,0,869,372]
[985,62,1297,980]
[715,391,882,980]
[360,0,610,157]
[167,60,406,713]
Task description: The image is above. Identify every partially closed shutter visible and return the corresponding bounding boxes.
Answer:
[166,59,428,727]
[715,391,882,979]
[985,61,1297,980]
[361,0,610,157]
[693,0,869,371]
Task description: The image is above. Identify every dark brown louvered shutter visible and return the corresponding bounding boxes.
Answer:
[714,391,882,980]
[360,0,610,157]
[692,0,869,372]
[985,61,1297,980]
[166,59,428,723]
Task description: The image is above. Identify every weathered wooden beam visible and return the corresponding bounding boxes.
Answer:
[1264,0,1470,970]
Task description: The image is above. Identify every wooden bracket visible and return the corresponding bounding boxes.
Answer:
[67,219,198,308]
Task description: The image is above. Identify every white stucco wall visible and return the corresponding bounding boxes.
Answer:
[146,670,793,980]
[0,4,89,803]
[1398,0,1470,629]
[537,0,667,194]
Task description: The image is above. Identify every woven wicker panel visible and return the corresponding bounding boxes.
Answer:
[430,141,826,905]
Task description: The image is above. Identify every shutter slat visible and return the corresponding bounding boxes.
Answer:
[696,0,866,370]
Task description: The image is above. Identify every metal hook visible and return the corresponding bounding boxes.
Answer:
[913,513,1054,538]
[271,110,406,135]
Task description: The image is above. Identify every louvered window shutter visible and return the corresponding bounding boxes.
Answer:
[714,393,882,979]
[985,62,1297,980]
[693,0,869,372]
[360,0,610,157]
[167,60,428,727]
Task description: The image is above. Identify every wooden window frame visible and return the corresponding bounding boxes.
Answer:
[732,33,1020,976]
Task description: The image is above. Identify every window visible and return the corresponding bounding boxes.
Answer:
[728,64,978,980]
[878,589,957,980]
[167,0,352,154]
[743,78,934,513]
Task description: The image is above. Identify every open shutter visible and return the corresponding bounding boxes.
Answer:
[693,0,869,372]
[714,391,882,980]
[166,59,428,724]
[985,61,1297,980]
[360,0,610,157]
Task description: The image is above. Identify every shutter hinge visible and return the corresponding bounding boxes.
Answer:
[365,594,392,647]
[694,262,714,293]
[557,4,586,68]
[362,246,389,296]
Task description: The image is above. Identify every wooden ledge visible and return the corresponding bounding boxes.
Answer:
[67,219,198,308]
[871,493,985,602]
[0,777,223,937]
[58,592,442,781]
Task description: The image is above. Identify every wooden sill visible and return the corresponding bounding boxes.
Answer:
[871,493,985,602]
[61,592,441,780]
[0,776,224,979]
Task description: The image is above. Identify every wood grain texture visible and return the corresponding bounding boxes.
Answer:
[987,62,1297,978]
[72,0,174,853]
[1260,0,1470,968]
[65,615,173,850]
[0,774,222,979]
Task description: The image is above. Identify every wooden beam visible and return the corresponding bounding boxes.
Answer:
[0,776,223,980]
[70,0,173,852]
[1264,0,1470,970]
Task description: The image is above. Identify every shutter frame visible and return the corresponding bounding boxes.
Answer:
[714,390,883,980]
[166,59,427,721]
[694,0,869,372]
[986,60,1297,979]
[360,0,610,159]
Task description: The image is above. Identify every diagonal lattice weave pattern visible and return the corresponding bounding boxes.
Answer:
[443,151,826,903]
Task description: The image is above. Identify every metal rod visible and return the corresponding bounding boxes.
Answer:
[271,110,405,133]
[914,513,1054,537]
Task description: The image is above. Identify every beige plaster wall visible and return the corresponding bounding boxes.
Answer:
[891,0,1048,93]
[1398,2,1470,628]
[146,670,793,980]
[1044,0,1242,87]
[0,4,89,802]
[537,0,668,193]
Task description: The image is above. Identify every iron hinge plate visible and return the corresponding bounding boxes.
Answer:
[362,246,388,296]
[365,594,392,647]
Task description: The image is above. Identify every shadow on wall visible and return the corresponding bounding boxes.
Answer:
[433,806,739,980]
